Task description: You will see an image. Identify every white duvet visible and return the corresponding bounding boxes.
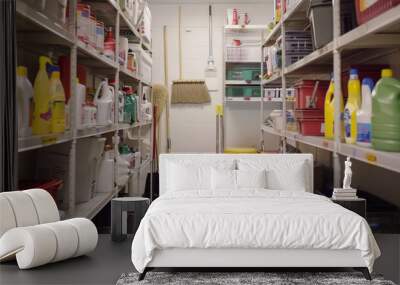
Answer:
[131,190,380,273]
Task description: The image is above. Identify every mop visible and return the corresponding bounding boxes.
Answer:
[171,6,211,104]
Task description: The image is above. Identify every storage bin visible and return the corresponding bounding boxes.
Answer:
[355,0,400,25]
[298,118,324,136]
[308,0,333,49]
[226,86,261,97]
[227,67,260,81]
[294,80,330,110]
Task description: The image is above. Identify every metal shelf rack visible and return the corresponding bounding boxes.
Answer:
[260,0,400,181]
[16,0,153,219]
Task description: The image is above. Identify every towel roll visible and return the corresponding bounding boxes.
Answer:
[24,189,59,224]
[66,218,98,257]
[0,196,17,237]
[1,192,39,227]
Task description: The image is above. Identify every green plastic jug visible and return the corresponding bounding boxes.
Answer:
[371,69,400,152]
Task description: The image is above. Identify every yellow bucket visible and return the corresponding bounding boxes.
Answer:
[224,147,258,154]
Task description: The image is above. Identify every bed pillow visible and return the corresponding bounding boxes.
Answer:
[167,163,211,191]
[236,169,267,189]
[266,162,307,191]
[211,168,237,190]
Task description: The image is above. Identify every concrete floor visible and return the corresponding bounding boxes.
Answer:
[0,235,134,285]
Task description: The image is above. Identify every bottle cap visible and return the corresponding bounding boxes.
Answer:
[362,77,374,91]
[349,68,358,76]
[17,66,27,77]
[51,71,61,79]
[381,69,393,78]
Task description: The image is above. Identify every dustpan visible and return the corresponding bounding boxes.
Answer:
[171,6,211,104]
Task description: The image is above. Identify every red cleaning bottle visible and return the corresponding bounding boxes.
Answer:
[104,27,115,60]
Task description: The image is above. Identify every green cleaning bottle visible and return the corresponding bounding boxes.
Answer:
[372,69,400,152]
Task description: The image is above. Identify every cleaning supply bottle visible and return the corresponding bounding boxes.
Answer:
[344,68,361,144]
[32,56,52,135]
[49,66,66,133]
[104,27,116,60]
[356,77,374,147]
[76,78,87,129]
[372,69,400,152]
[16,66,34,137]
[94,78,114,126]
[324,76,344,139]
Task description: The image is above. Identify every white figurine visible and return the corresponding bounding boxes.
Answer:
[343,157,352,189]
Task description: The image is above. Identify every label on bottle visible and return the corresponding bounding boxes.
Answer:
[344,108,351,138]
[357,122,371,143]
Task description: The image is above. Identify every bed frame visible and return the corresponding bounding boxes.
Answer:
[139,154,371,281]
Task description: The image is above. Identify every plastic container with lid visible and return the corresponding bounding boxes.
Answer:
[372,69,400,152]
[307,0,333,49]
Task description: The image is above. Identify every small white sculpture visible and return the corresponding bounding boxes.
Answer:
[343,157,353,189]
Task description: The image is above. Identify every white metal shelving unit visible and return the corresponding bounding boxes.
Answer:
[16,0,153,219]
[260,1,400,181]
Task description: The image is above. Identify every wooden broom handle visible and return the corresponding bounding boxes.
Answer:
[178,6,182,80]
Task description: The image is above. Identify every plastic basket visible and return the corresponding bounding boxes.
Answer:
[227,67,260,81]
[226,86,261,97]
[298,118,324,136]
[226,45,261,62]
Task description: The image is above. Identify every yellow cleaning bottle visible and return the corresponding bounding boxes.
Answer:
[49,66,66,133]
[344,68,361,144]
[32,56,52,135]
[324,76,344,139]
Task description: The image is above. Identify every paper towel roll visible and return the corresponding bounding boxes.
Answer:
[66,218,98,257]
[1,192,39,227]
[0,226,57,269]
[43,221,79,262]
[0,196,16,237]
[24,189,60,224]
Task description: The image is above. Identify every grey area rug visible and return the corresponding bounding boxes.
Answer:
[116,272,396,285]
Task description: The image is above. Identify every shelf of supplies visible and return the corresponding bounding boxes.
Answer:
[261,125,283,137]
[285,131,335,152]
[225,60,261,64]
[263,23,281,47]
[119,67,140,82]
[282,0,309,23]
[225,97,261,102]
[337,5,400,50]
[76,125,116,139]
[284,41,333,75]
[140,158,152,169]
[118,6,141,39]
[339,143,400,173]
[16,0,75,46]
[225,80,261,85]
[118,122,141,130]
[77,41,118,70]
[262,72,281,85]
[72,192,114,219]
[263,97,283,102]
[224,25,267,31]
[141,80,152,86]
[142,41,151,52]
[18,131,73,152]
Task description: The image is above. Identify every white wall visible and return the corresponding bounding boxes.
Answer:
[150,1,273,153]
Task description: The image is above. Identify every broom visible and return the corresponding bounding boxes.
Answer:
[171,6,211,104]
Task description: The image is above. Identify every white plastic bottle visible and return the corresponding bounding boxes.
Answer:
[356,77,374,147]
[16,66,34,137]
[76,78,87,129]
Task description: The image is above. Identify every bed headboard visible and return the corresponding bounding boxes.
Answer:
[159,153,314,195]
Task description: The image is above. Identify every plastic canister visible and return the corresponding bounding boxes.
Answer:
[77,4,90,44]
[76,78,87,129]
[89,14,97,49]
[83,104,97,128]
[356,77,374,147]
[94,79,114,126]
[372,69,400,152]
[96,149,114,193]
[49,67,66,133]
[16,66,34,137]
[96,21,105,52]
[344,68,361,144]
[324,77,344,139]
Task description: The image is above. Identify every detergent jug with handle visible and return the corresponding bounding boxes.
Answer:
[324,76,344,139]
[16,66,34,137]
[344,68,361,144]
[94,78,114,126]
[49,66,66,133]
[372,69,400,152]
[356,77,374,147]
[32,56,52,135]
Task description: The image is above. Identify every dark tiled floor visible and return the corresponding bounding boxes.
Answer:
[0,235,134,285]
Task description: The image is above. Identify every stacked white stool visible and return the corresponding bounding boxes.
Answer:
[0,189,98,269]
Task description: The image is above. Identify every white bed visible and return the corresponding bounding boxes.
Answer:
[131,154,380,280]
